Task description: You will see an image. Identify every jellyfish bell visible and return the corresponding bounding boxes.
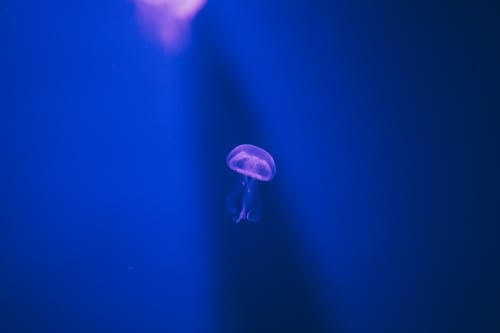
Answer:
[133,0,207,52]
[226,144,276,182]
[226,144,276,223]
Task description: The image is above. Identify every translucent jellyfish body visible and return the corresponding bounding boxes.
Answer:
[133,0,207,52]
[226,144,276,222]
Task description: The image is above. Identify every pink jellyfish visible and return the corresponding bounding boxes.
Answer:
[133,0,207,52]
[226,144,276,223]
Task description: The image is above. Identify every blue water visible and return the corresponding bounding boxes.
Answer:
[2,1,497,333]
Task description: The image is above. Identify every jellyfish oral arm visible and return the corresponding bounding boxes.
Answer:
[237,176,256,222]
[226,175,260,223]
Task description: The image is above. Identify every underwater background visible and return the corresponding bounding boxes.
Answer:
[1,1,498,332]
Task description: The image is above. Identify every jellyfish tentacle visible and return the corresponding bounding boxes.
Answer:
[241,176,261,222]
[240,176,252,221]
[226,175,261,222]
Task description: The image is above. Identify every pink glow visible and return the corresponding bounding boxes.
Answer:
[133,0,206,52]
[227,144,276,182]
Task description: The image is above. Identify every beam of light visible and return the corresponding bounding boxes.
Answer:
[205,2,355,331]
[133,0,207,52]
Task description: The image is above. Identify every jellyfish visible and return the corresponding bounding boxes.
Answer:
[226,144,276,222]
[133,0,207,52]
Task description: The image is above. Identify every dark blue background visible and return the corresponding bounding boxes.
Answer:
[1,1,498,332]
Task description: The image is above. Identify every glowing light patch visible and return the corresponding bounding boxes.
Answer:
[133,0,206,52]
